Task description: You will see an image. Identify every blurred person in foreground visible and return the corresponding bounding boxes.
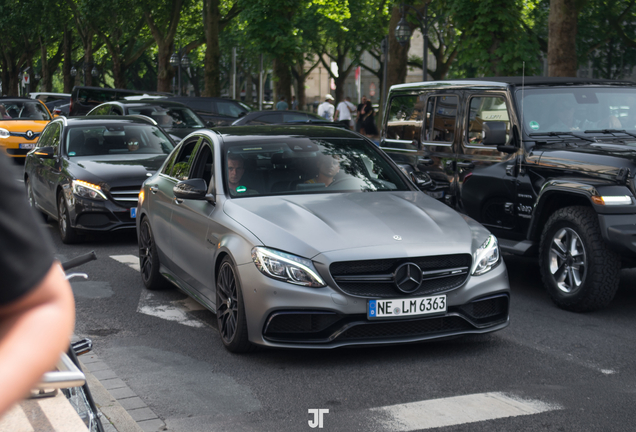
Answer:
[0,152,75,417]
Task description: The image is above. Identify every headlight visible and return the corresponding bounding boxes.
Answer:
[591,195,633,206]
[0,128,9,139]
[72,179,107,200]
[252,247,326,288]
[471,235,500,276]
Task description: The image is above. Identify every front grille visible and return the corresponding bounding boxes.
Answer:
[339,316,472,340]
[330,254,472,298]
[109,187,140,208]
[77,213,110,227]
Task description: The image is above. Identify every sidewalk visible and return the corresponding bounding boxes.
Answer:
[0,353,166,432]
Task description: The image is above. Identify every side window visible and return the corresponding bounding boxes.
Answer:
[385,94,426,149]
[110,106,123,115]
[190,141,214,184]
[37,123,56,148]
[171,138,202,181]
[466,96,510,145]
[90,105,111,116]
[161,147,179,176]
[48,122,62,149]
[425,95,458,143]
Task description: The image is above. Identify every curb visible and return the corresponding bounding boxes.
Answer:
[80,353,168,432]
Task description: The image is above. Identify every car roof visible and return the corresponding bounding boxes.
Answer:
[61,116,161,127]
[0,97,43,102]
[391,76,636,92]
[166,96,240,103]
[211,125,363,142]
[105,100,190,108]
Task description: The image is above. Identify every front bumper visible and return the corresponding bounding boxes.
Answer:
[65,191,138,232]
[239,259,510,349]
[1,138,39,158]
[598,213,636,258]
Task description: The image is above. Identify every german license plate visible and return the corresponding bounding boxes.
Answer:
[19,143,35,149]
[368,295,446,319]
[130,207,137,218]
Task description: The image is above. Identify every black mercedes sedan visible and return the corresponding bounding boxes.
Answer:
[24,116,175,243]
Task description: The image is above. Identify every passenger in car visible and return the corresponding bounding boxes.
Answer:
[305,153,341,187]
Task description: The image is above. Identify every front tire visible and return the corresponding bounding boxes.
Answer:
[138,218,170,290]
[58,192,79,244]
[216,257,253,353]
[539,206,621,312]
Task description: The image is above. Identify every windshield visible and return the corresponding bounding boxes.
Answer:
[128,106,205,129]
[65,124,174,157]
[223,138,410,197]
[0,100,50,121]
[517,87,636,135]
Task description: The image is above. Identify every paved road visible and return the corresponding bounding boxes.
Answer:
[40,217,636,432]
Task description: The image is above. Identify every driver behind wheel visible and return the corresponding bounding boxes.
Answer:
[305,153,341,187]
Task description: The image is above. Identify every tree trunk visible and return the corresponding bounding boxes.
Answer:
[202,0,221,97]
[245,72,253,104]
[387,6,410,89]
[156,42,173,92]
[548,0,578,77]
[39,38,51,92]
[63,28,73,93]
[273,58,292,105]
[112,55,125,89]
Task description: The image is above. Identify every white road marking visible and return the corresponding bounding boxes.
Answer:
[110,255,207,328]
[369,392,560,431]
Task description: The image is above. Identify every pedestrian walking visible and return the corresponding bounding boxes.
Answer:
[291,96,299,111]
[335,96,356,129]
[276,96,288,111]
[317,94,335,121]
[356,95,368,132]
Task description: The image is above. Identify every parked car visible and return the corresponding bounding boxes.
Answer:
[29,92,71,104]
[86,100,208,139]
[0,97,52,159]
[164,96,249,126]
[46,99,71,117]
[137,125,510,352]
[69,86,172,116]
[231,110,348,128]
[380,77,636,312]
[24,116,175,243]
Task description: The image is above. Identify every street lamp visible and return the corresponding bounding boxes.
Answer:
[170,49,190,96]
[394,3,430,81]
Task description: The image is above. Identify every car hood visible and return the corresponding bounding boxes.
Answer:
[536,142,636,178]
[224,191,483,259]
[69,154,167,188]
[0,120,49,132]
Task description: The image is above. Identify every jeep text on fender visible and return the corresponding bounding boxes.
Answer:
[380,77,636,312]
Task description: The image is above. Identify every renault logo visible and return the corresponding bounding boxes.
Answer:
[393,263,423,293]
[26,130,34,139]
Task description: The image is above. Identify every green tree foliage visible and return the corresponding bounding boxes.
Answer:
[449,0,543,76]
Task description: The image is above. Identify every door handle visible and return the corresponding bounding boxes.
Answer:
[456,161,475,169]
[417,157,434,166]
[149,185,159,194]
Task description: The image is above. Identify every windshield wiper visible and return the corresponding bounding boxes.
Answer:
[584,129,636,139]
[528,131,596,143]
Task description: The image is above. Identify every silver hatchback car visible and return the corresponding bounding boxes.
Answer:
[136,126,510,352]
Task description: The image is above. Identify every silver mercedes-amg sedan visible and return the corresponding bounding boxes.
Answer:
[136,126,509,352]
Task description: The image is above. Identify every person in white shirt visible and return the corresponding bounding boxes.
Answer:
[317,94,335,121]
[335,96,356,129]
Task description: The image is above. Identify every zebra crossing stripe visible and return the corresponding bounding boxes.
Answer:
[110,255,206,328]
[369,392,559,431]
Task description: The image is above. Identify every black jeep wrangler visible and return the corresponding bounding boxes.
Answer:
[380,77,636,312]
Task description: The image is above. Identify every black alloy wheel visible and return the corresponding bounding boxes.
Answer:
[139,218,169,290]
[58,192,79,244]
[216,257,253,353]
[26,177,47,222]
[539,206,621,312]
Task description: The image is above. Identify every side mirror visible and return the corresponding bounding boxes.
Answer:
[34,146,55,159]
[173,178,208,200]
[206,121,215,128]
[238,111,246,118]
[482,122,507,146]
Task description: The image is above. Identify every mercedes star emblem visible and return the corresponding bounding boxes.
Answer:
[393,235,402,241]
[393,262,423,293]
